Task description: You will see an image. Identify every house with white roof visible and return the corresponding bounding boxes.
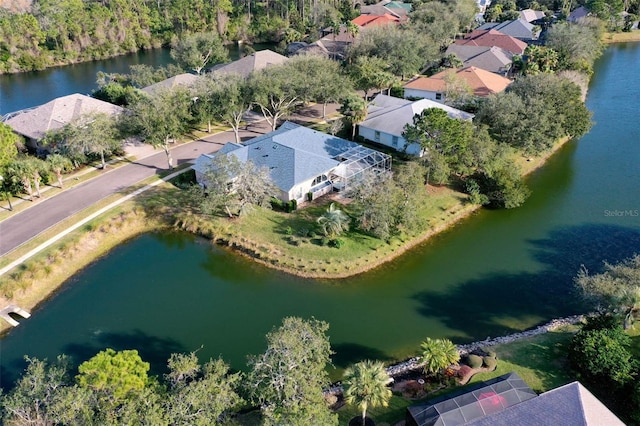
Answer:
[3,93,123,150]
[194,122,391,203]
[358,95,474,156]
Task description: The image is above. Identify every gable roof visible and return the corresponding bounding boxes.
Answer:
[445,45,513,74]
[361,94,474,137]
[4,93,123,140]
[352,13,400,27]
[519,9,545,22]
[193,122,364,193]
[210,50,289,78]
[467,382,625,426]
[141,73,200,96]
[456,29,528,55]
[568,5,589,22]
[477,19,538,41]
[407,373,537,426]
[359,3,406,20]
[404,67,512,97]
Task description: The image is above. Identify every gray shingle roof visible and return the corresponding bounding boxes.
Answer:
[361,95,474,137]
[4,93,123,140]
[140,73,201,96]
[210,50,289,78]
[193,122,361,193]
[445,45,513,75]
[477,19,538,40]
[467,382,625,426]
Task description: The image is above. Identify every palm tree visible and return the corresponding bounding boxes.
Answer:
[317,203,349,238]
[46,154,73,188]
[343,360,392,425]
[420,338,460,375]
[339,93,368,140]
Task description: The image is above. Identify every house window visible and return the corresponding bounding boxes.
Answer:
[392,136,398,147]
[435,93,443,101]
[312,174,328,186]
[374,131,381,141]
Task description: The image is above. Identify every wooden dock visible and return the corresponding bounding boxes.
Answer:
[0,305,31,327]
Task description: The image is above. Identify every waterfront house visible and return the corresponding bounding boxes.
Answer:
[358,94,474,156]
[403,67,512,102]
[3,93,123,151]
[210,49,289,78]
[477,19,539,42]
[193,122,391,202]
[141,73,201,96]
[445,45,513,76]
[406,372,624,426]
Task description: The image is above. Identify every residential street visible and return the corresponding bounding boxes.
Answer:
[0,104,339,258]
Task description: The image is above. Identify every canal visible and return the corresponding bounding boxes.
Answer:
[0,43,639,386]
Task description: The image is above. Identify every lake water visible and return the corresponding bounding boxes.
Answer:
[0,43,639,386]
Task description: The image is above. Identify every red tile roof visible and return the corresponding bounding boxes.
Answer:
[352,13,400,27]
[404,66,512,97]
[455,29,527,55]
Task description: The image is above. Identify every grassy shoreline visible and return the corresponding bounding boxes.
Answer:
[603,31,640,44]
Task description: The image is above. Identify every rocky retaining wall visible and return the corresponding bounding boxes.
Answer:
[326,315,585,396]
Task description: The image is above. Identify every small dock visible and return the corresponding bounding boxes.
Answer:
[0,305,31,327]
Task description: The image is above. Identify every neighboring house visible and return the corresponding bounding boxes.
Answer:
[519,8,546,23]
[140,73,201,96]
[403,66,512,102]
[210,49,289,78]
[406,372,625,426]
[3,93,123,150]
[359,1,409,22]
[352,13,400,27]
[445,44,513,75]
[455,29,528,56]
[289,28,355,60]
[477,19,539,42]
[358,94,474,156]
[568,5,589,22]
[193,122,391,202]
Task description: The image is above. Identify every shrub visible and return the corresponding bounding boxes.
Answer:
[298,227,310,237]
[307,192,313,202]
[481,347,497,358]
[270,197,284,210]
[466,354,483,369]
[483,356,497,370]
[290,199,297,211]
[329,238,344,248]
[321,237,330,246]
[285,226,293,235]
[457,365,472,378]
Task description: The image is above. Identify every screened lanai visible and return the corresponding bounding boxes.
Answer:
[329,145,392,193]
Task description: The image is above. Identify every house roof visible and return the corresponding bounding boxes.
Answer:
[141,73,201,96]
[407,373,538,426]
[467,382,625,426]
[383,0,412,11]
[359,3,406,20]
[404,67,512,97]
[445,45,513,74]
[352,13,400,27]
[193,122,365,193]
[361,94,474,137]
[210,50,289,78]
[568,5,589,22]
[4,93,123,140]
[455,29,528,55]
[519,9,545,22]
[477,19,538,41]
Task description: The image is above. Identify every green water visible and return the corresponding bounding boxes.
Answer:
[1,44,639,386]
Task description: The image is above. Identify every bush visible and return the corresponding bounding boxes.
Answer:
[270,197,284,210]
[307,192,313,202]
[329,238,344,248]
[290,199,297,211]
[483,356,497,370]
[466,354,483,369]
[481,347,497,358]
[321,237,330,246]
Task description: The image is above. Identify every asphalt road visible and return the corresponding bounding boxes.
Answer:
[0,124,271,257]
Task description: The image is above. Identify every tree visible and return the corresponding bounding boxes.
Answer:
[522,45,560,75]
[165,352,244,425]
[46,154,73,188]
[317,203,350,238]
[443,72,474,109]
[0,122,19,168]
[246,317,337,425]
[403,108,474,177]
[343,360,392,425]
[576,255,640,329]
[568,326,637,387]
[339,93,368,140]
[545,20,604,73]
[348,56,397,100]
[420,337,460,375]
[63,112,121,169]
[123,87,193,169]
[196,155,277,217]
[193,74,252,141]
[170,32,228,74]
[0,356,88,425]
[77,348,150,410]
[5,157,36,201]
[248,65,302,131]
